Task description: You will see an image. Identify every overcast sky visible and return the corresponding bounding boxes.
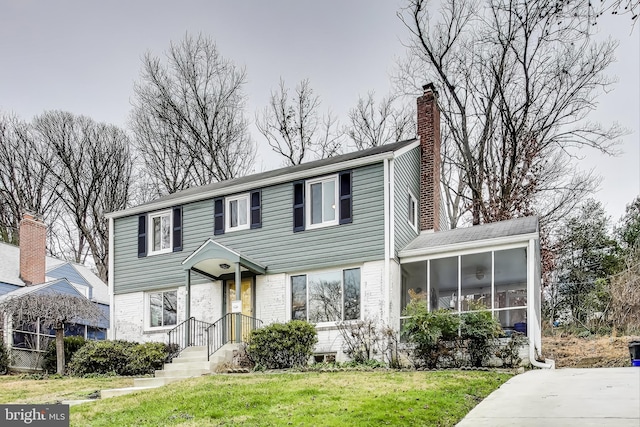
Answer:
[1,1,638,222]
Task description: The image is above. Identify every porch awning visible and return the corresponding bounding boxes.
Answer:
[181,239,267,280]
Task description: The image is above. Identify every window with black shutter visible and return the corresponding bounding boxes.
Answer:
[214,198,224,235]
[137,215,147,258]
[339,170,352,224]
[172,206,183,252]
[293,181,305,232]
[250,190,262,229]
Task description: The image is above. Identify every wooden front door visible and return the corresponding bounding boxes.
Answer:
[226,277,254,342]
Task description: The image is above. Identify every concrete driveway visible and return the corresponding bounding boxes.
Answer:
[457,367,640,426]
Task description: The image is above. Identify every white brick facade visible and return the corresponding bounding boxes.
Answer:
[112,260,396,358]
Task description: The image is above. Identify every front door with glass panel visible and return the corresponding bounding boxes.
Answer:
[226,278,254,342]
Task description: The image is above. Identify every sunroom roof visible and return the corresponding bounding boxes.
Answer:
[400,216,539,257]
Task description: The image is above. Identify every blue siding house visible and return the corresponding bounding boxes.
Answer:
[0,224,109,371]
[108,86,544,365]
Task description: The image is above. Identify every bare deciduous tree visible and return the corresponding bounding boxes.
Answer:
[0,115,58,244]
[346,92,415,150]
[0,291,104,374]
[131,33,255,195]
[256,78,342,166]
[397,0,623,227]
[33,111,133,282]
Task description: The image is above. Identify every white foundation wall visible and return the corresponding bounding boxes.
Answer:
[112,281,220,344]
[255,273,287,324]
[388,259,402,334]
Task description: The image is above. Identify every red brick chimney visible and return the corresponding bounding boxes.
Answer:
[19,212,47,286]
[417,83,441,232]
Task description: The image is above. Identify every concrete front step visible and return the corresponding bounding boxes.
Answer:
[134,376,192,388]
[155,367,210,378]
[100,343,240,399]
[101,386,158,399]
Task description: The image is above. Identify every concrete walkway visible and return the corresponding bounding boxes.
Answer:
[457,367,640,426]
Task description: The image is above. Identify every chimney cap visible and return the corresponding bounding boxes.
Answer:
[422,83,438,96]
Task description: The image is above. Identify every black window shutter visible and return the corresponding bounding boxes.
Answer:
[137,215,147,258]
[250,190,262,229]
[172,206,183,252]
[339,170,352,224]
[293,181,305,232]
[214,198,224,235]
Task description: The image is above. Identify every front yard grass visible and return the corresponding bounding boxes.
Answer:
[70,370,511,426]
[0,374,133,404]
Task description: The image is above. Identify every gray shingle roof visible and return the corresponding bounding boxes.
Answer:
[110,138,417,218]
[401,216,539,254]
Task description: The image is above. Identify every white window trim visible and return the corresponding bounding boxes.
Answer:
[148,210,172,256]
[288,265,362,326]
[305,174,339,230]
[225,193,250,232]
[144,289,178,331]
[408,189,418,232]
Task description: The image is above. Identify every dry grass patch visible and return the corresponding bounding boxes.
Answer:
[543,335,632,368]
[0,375,134,404]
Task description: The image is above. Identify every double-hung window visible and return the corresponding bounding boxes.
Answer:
[138,206,182,257]
[307,176,338,228]
[148,290,177,328]
[408,190,418,231]
[149,211,172,255]
[291,268,361,323]
[214,190,262,235]
[226,194,250,231]
[293,171,352,232]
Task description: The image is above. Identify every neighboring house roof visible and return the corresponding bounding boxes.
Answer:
[0,278,109,328]
[107,138,419,219]
[0,241,109,305]
[400,216,539,258]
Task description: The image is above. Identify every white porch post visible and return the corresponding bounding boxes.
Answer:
[235,262,241,343]
[185,269,191,345]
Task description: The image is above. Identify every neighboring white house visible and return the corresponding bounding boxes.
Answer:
[106,85,543,365]
[0,214,109,370]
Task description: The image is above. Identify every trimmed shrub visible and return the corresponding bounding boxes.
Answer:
[43,336,87,373]
[460,309,502,367]
[247,320,317,369]
[403,300,503,368]
[0,340,9,375]
[68,340,170,376]
[403,301,461,368]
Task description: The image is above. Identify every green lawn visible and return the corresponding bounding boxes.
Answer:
[68,370,511,427]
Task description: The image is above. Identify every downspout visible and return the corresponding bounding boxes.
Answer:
[383,158,390,321]
[527,238,554,369]
[108,217,115,340]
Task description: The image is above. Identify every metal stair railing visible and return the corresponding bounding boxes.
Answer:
[205,313,263,361]
[167,317,212,357]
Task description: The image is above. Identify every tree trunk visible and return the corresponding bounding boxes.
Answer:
[55,327,65,375]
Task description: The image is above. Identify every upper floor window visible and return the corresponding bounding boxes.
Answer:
[408,191,418,231]
[307,176,338,228]
[293,171,352,232]
[226,194,250,231]
[137,206,182,258]
[214,190,262,235]
[149,210,172,255]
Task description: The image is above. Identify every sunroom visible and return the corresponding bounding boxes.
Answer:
[398,217,542,359]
